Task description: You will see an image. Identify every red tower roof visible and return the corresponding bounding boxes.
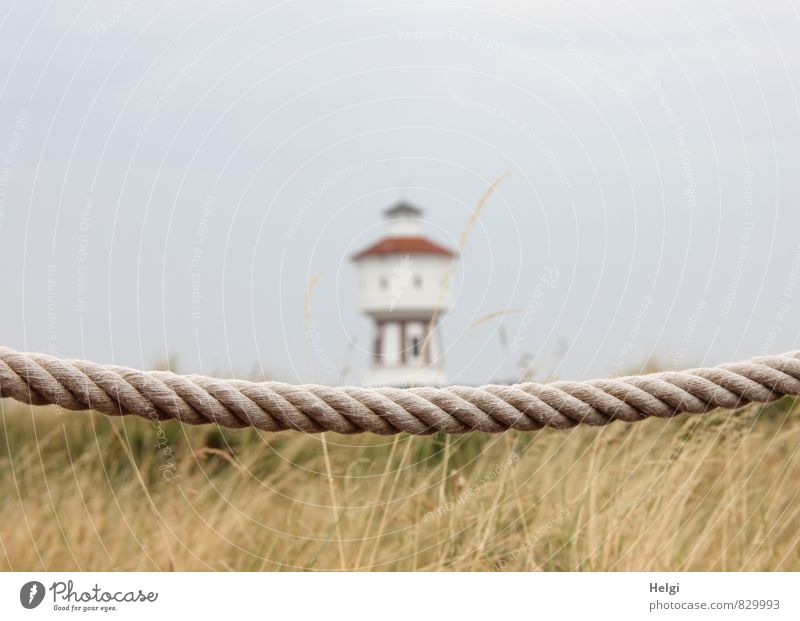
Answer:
[352,236,457,260]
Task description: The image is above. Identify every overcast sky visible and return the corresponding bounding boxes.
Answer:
[0,0,799,385]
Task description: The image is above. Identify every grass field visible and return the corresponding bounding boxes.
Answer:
[1,396,799,571]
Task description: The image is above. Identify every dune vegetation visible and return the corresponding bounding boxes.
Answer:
[1,395,799,571]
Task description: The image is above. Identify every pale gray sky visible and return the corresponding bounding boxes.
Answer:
[0,0,799,385]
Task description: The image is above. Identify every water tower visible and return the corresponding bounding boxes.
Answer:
[352,202,457,387]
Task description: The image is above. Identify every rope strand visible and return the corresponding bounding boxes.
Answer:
[0,346,798,435]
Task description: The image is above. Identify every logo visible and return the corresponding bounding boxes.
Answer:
[20,581,45,609]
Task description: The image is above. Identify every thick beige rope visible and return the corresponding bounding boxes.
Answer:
[0,345,798,435]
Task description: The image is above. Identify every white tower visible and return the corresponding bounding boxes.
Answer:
[353,202,457,387]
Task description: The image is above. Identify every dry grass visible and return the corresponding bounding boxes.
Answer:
[1,396,799,571]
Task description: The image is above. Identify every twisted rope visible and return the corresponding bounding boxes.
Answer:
[0,345,799,435]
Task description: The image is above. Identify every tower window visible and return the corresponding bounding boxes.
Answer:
[411,337,421,357]
[414,275,423,288]
[380,276,388,289]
